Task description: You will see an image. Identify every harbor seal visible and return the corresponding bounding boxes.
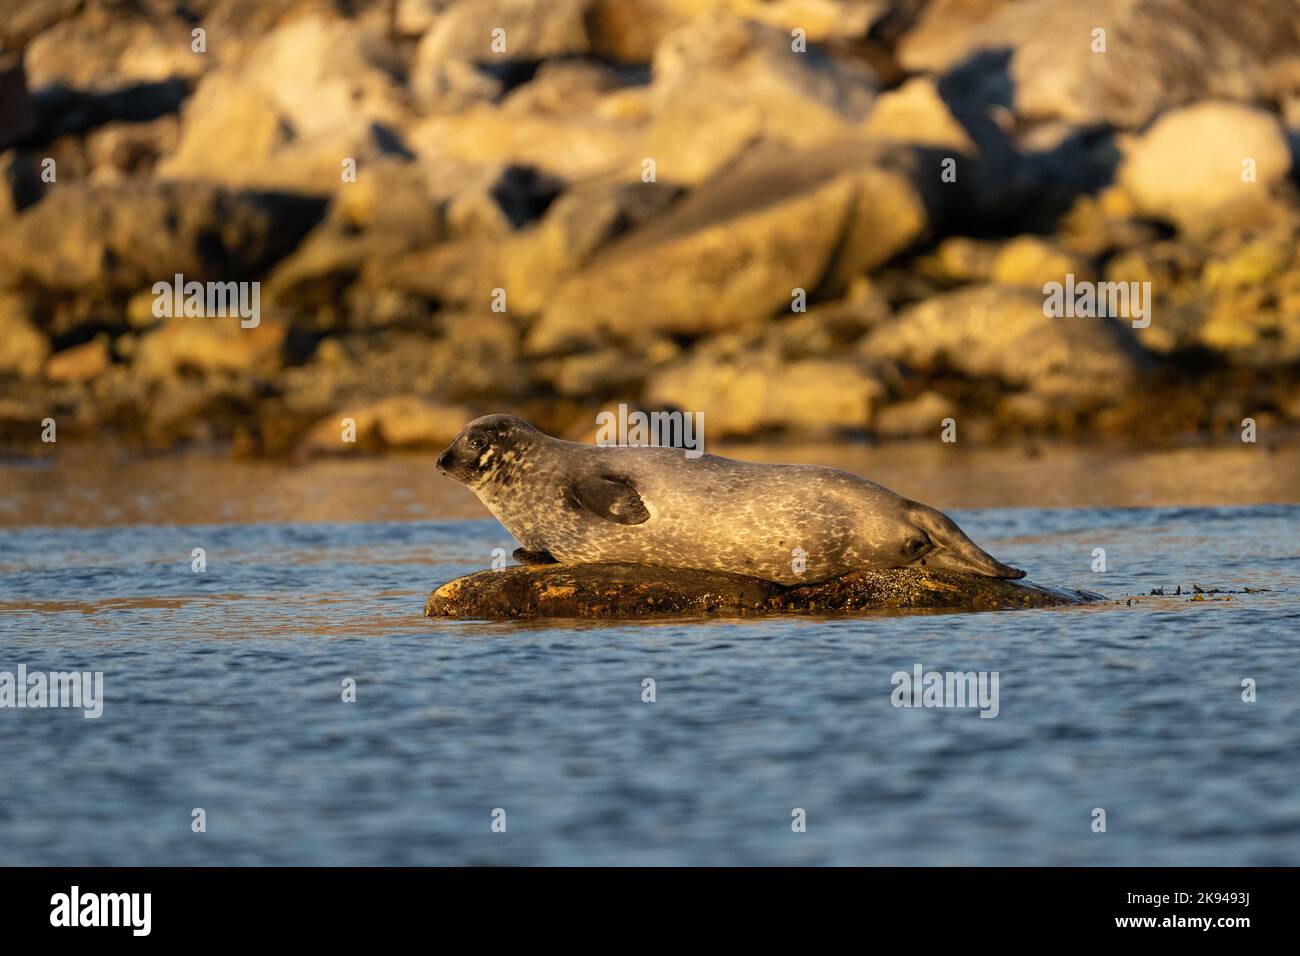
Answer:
[436,414,1025,585]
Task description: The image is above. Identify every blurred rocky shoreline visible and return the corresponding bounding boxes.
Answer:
[2,0,1299,457]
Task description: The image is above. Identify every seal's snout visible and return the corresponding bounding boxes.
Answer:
[436,448,453,473]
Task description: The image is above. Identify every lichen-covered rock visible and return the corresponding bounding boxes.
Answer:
[425,562,1103,619]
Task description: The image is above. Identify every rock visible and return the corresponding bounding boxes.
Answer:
[899,0,1300,129]
[0,294,51,378]
[1118,101,1292,230]
[502,59,635,116]
[1055,186,1165,258]
[395,0,446,38]
[140,376,261,449]
[428,312,533,398]
[158,16,413,193]
[641,14,878,183]
[644,348,884,437]
[1201,237,1292,292]
[377,237,509,310]
[873,391,957,438]
[543,343,677,398]
[411,57,503,114]
[300,396,474,454]
[765,280,893,353]
[22,3,205,94]
[0,181,325,296]
[263,159,445,324]
[720,0,884,42]
[409,101,640,180]
[0,55,36,151]
[864,75,976,153]
[425,562,1103,618]
[133,319,287,381]
[85,115,180,180]
[279,323,524,420]
[504,176,683,313]
[583,0,884,64]
[415,0,593,70]
[45,336,111,383]
[860,284,1146,403]
[913,236,1000,283]
[528,138,931,351]
[1195,235,1300,361]
[443,164,564,238]
[0,0,81,51]
[990,235,1093,289]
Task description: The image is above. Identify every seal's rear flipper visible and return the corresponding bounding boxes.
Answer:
[568,475,650,525]
[909,504,1026,579]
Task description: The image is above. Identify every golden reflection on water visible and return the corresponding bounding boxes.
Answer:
[0,441,1297,528]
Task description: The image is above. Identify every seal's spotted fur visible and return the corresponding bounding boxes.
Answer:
[437,414,1025,585]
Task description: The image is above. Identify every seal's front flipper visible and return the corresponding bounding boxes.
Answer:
[513,548,558,565]
[568,475,650,525]
[909,503,1026,579]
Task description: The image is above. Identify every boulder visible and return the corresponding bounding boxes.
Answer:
[990,235,1093,289]
[133,318,287,381]
[0,0,81,52]
[504,176,683,313]
[0,181,325,296]
[414,0,593,69]
[22,3,206,94]
[528,138,931,351]
[873,391,958,438]
[641,14,878,183]
[299,396,474,454]
[158,16,413,193]
[860,284,1147,403]
[45,336,111,383]
[409,102,641,180]
[644,348,885,436]
[0,294,51,378]
[864,75,977,153]
[1118,101,1292,230]
[899,0,1300,130]
[425,562,1103,618]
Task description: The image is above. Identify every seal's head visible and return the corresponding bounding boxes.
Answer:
[436,414,543,489]
[898,502,1026,579]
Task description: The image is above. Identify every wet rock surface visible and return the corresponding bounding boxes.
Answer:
[425,562,1104,619]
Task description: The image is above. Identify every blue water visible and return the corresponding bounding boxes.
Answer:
[1,506,1297,865]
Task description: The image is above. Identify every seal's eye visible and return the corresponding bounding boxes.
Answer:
[469,436,487,451]
[905,536,930,556]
